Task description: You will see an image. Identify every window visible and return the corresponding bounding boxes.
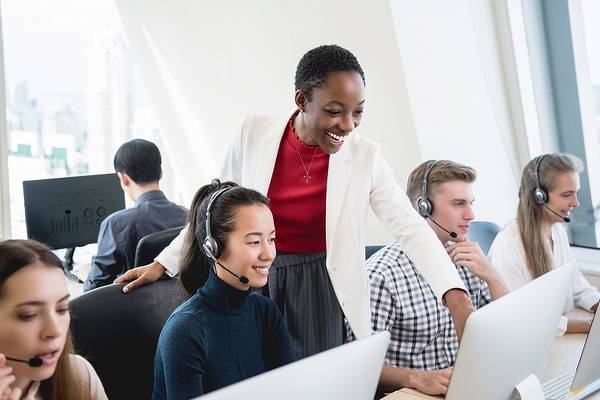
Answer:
[520,0,600,248]
[1,0,182,243]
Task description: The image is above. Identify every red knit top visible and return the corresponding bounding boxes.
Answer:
[267,117,329,253]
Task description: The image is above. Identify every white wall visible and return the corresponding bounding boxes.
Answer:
[389,0,521,231]
[115,0,524,245]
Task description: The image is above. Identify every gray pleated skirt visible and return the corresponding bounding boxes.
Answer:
[268,251,344,359]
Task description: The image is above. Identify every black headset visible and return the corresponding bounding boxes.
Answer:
[203,186,233,260]
[417,160,458,238]
[530,154,570,222]
[418,160,440,218]
[533,154,549,204]
[202,184,250,284]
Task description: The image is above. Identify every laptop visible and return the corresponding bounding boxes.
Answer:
[198,330,390,400]
[542,310,600,400]
[444,260,576,400]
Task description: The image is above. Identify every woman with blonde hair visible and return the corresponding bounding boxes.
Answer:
[488,153,599,334]
[0,240,107,400]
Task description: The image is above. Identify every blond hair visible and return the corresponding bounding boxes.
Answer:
[517,153,583,278]
[406,159,476,210]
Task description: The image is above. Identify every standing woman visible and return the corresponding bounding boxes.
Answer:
[152,181,295,399]
[488,154,600,335]
[118,45,472,358]
[0,240,107,400]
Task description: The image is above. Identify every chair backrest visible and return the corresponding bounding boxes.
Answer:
[70,278,186,400]
[468,221,502,255]
[365,245,385,260]
[134,226,185,268]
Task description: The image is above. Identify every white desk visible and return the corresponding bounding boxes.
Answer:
[383,309,598,400]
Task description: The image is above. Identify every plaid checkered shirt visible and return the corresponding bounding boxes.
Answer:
[347,242,491,370]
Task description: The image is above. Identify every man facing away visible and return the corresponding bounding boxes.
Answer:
[348,160,508,395]
[84,139,187,292]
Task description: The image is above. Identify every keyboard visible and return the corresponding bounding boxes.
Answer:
[542,372,575,400]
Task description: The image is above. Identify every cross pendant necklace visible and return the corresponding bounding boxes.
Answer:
[293,140,318,184]
[304,172,311,183]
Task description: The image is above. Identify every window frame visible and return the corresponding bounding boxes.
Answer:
[0,5,12,239]
[518,0,600,248]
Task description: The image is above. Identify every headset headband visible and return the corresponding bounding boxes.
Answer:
[205,186,233,246]
[534,155,545,194]
[422,160,440,201]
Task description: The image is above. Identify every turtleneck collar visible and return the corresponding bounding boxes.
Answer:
[198,269,253,315]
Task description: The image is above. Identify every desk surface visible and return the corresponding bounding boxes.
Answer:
[383,309,598,400]
[66,277,84,298]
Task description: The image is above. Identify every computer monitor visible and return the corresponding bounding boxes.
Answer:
[23,173,125,251]
[445,260,577,400]
[199,330,390,400]
[569,308,600,398]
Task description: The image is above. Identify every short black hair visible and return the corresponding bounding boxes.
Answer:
[113,139,162,184]
[294,44,366,101]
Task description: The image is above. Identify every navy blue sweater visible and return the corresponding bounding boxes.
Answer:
[152,270,296,399]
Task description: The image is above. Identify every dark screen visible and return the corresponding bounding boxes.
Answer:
[23,173,126,249]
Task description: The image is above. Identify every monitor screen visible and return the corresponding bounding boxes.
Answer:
[23,173,125,250]
[444,261,576,400]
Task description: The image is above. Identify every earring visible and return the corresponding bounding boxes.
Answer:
[299,107,304,113]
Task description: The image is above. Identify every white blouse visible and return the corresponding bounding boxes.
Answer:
[488,220,600,335]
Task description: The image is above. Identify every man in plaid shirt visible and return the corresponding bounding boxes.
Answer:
[348,160,508,396]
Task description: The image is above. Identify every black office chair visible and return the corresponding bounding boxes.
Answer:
[468,221,502,255]
[365,245,385,260]
[134,226,185,268]
[70,278,185,400]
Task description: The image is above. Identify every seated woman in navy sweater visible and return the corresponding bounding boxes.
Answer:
[152,180,296,399]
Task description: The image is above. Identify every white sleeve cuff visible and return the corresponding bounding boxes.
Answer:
[154,225,188,276]
[556,315,568,336]
[578,291,600,311]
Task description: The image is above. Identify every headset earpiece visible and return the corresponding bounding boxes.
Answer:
[534,187,548,204]
[418,198,433,218]
[203,236,222,260]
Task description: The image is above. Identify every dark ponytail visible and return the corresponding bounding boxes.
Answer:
[178,179,270,297]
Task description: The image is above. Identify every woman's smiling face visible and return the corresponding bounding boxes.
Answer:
[295,71,365,155]
[543,171,580,224]
[216,204,276,291]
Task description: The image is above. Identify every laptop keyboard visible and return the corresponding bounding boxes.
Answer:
[542,372,575,400]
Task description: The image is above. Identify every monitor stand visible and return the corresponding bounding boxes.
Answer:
[515,373,544,400]
[63,247,83,283]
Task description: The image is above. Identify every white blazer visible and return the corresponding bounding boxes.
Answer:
[158,112,466,339]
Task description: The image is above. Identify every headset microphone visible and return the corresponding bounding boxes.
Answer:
[6,356,43,367]
[543,203,570,223]
[427,216,458,238]
[203,243,250,285]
